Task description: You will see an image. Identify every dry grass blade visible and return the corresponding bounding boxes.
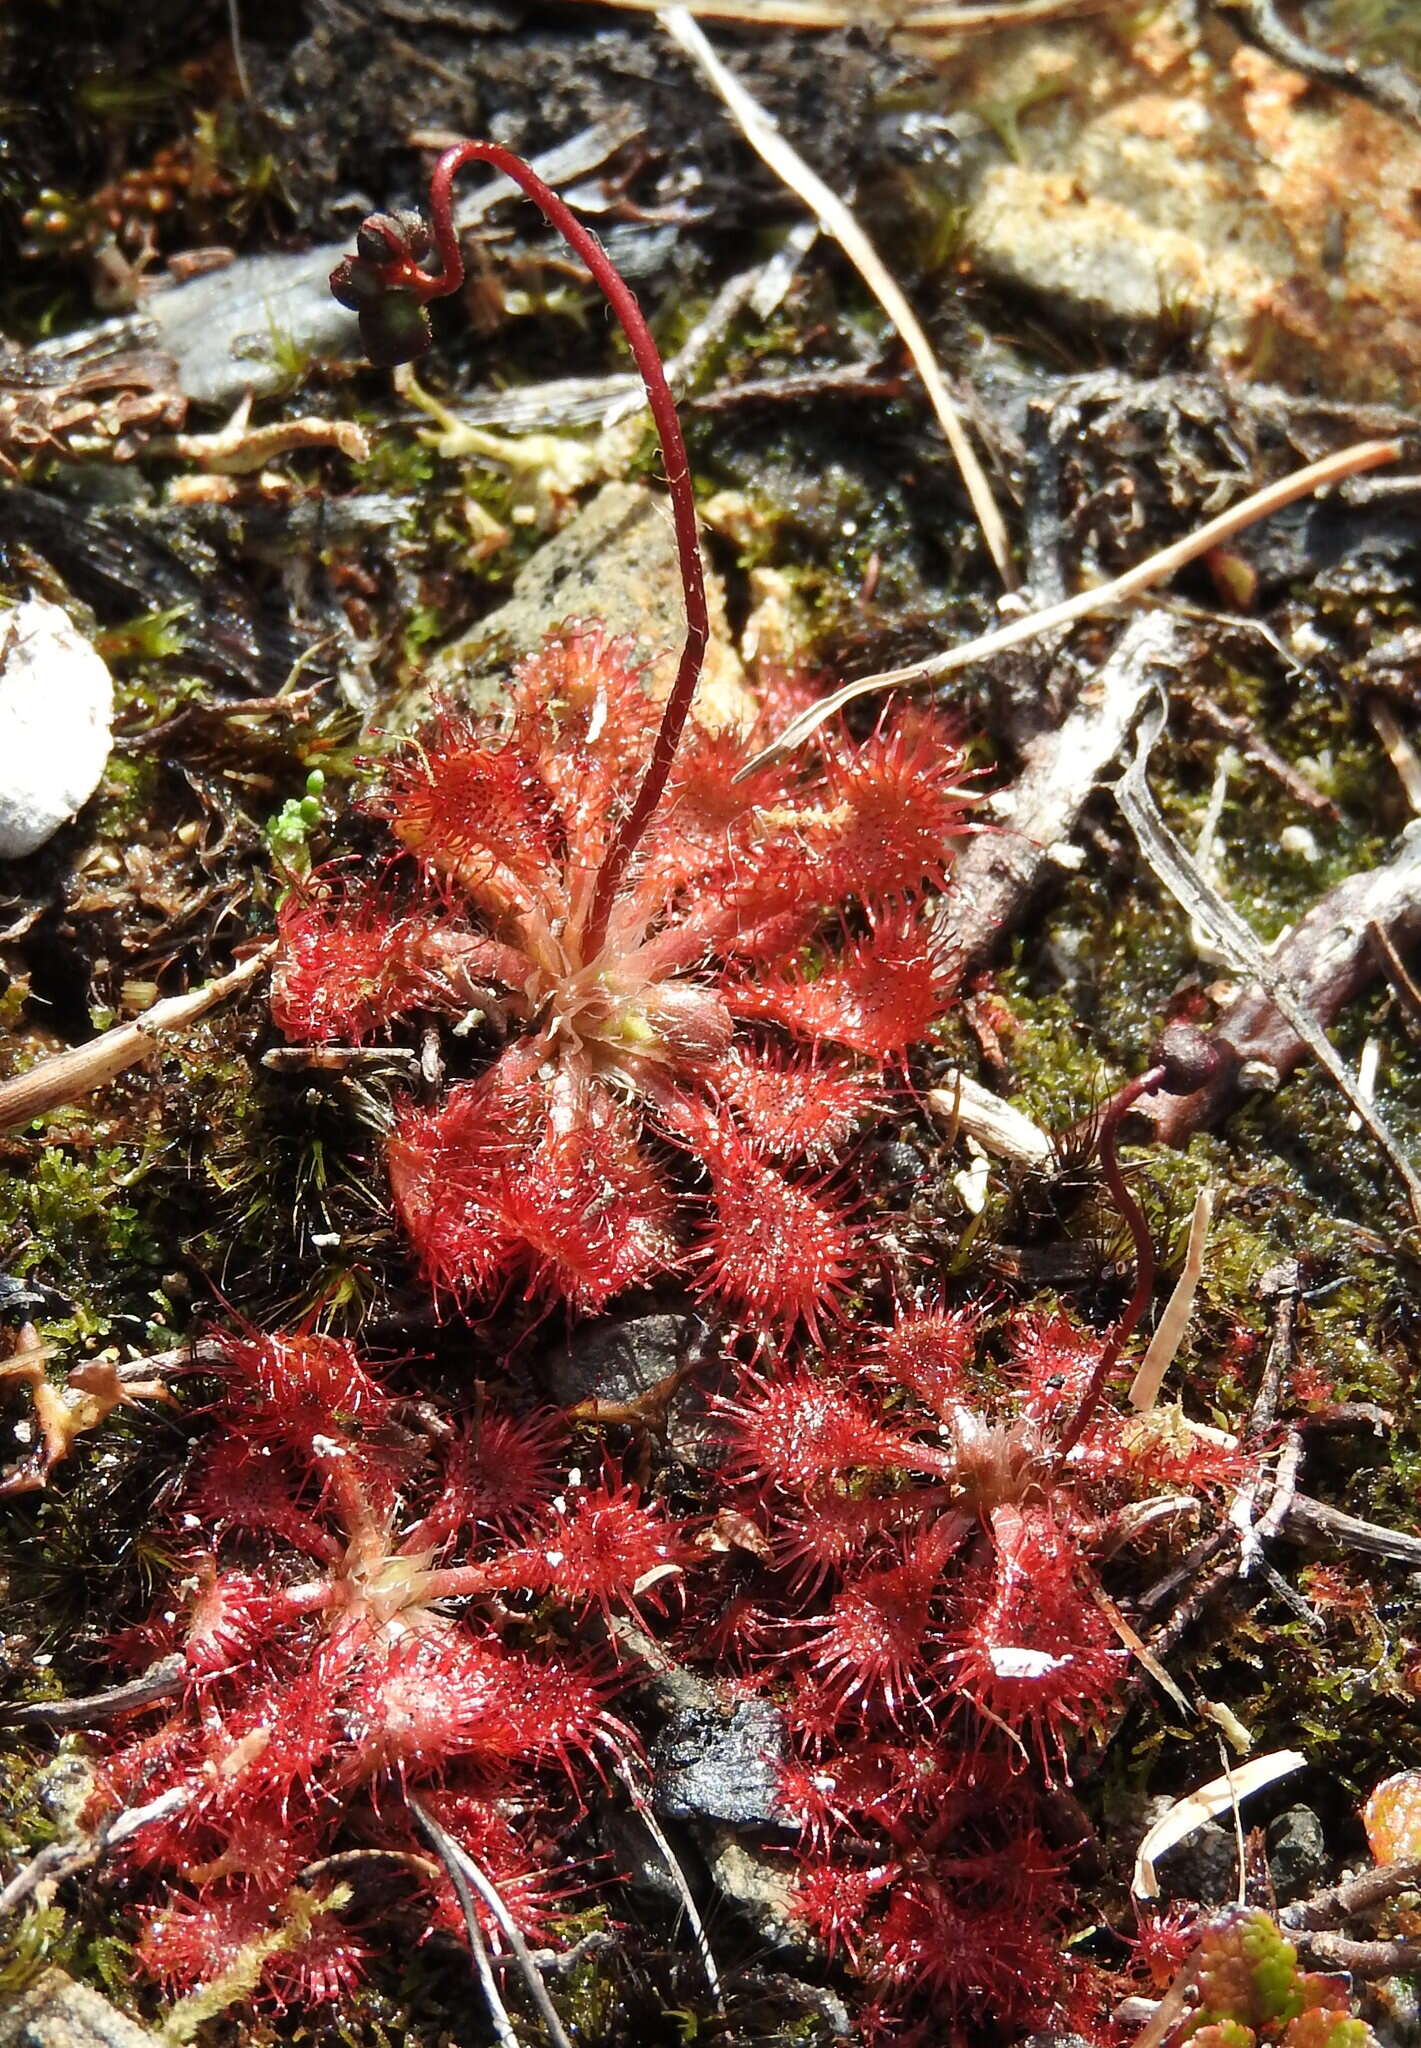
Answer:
[408,1798,521,2048]
[659,6,1016,590]
[613,1752,723,2006]
[1370,699,1421,813]
[574,0,1115,31]
[440,1846,575,2048]
[1127,1957,1202,2048]
[1129,1185,1213,1412]
[1132,1749,1307,1899]
[739,437,1402,777]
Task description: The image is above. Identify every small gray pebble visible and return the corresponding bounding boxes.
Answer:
[652,1699,790,1829]
[1267,1805,1330,1901]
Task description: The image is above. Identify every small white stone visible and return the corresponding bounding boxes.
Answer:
[987,1645,1069,1680]
[1279,825,1320,861]
[0,599,114,859]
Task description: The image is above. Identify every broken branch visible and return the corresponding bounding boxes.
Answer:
[931,613,1190,981]
[0,945,275,1134]
[1115,699,1421,1225]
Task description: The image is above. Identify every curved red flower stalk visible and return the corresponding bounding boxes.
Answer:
[276,649,965,1327]
[1057,1022,1227,1460]
[1053,1059,1167,1461]
[330,140,708,961]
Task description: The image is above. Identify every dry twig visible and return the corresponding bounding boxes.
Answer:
[1292,1931,1421,1976]
[1212,0,1421,131]
[0,945,274,1133]
[931,613,1189,978]
[573,0,1115,31]
[0,1788,190,1921]
[1279,1493,1421,1567]
[1181,687,1336,817]
[1281,1857,1421,1931]
[0,1658,185,1731]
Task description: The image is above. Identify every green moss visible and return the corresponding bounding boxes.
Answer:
[545,1915,618,2039]
[350,429,437,501]
[1320,0,1421,65]
[0,1139,168,1346]
[95,605,191,666]
[0,1739,138,1997]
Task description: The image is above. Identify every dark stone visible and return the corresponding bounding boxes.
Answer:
[877,1140,928,1185]
[545,1308,701,1411]
[652,1698,791,1829]
[599,1806,684,1909]
[1267,1805,1330,1901]
[1151,1812,1238,1905]
[543,1306,724,1467]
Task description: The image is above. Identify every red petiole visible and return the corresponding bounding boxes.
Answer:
[1055,1061,1167,1460]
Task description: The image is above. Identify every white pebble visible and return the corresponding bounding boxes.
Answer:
[0,599,114,859]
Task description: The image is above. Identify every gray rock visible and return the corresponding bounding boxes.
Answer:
[700,1825,807,1952]
[0,1969,157,2048]
[0,601,114,859]
[1148,1810,1238,1905]
[652,1698,791,1829]
[150,247,353,407]
[35,1749,99,1835]
[601,1805,686,1909]
[544,1306,720,1467]
[1268,1804,1330,1900]
[394,481,749,732]
[949,6,1421,404]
